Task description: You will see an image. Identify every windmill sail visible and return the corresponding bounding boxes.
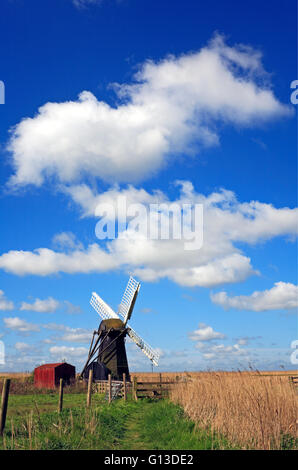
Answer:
[127,327,160,366]
[89,278,160,368]
[90,292,119,320]
[118,276,140,325]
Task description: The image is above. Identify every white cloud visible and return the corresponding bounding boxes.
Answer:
[7,35,290,189]
[190,334,249,362]
[44,323,92,343]
[52,232,83,251]
[0,183,296,288]
[64,301,82,315]
[43,323,69,332]
[60,331,92,343]
[188,323,226,342]
[235,336,262,346]
[0,290,14,311]
[200,343,246,360]
[132,254,254,288]
[3,317,40,333]
[211,281,298,311]
[15,342,34,352]
[20,297,60,313]
[0,243,118,276]
[17,294,81,314]
[64,184,164,218]
[72,0,102,8]
[49,346,88,360]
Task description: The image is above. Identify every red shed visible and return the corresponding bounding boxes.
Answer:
[34,362,76,389]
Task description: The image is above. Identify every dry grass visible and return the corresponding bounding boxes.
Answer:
[130,370,296,381]
[0,372,31,380]
[170,371,297,450]
[0,375,88,395]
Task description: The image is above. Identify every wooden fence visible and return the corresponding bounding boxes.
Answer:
[133,379,176,399]
[95,373,185,400]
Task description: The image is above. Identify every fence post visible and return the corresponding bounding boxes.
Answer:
[133,376,138,401]
[87,368,93,407]
[0,379,10,436]
[58,378,64,413]
[123,373,127,402]
[108,374,112,404]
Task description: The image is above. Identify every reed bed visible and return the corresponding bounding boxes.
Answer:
[170,371,297,449]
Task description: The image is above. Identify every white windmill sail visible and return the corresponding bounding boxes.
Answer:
[118,276,140,325]
[90,292,119,320]
[90,278,160,366]
[127,327,160,366]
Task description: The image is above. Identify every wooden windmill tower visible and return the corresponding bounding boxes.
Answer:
[81,277,159,381]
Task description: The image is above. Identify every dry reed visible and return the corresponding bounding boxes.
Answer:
[170,371,297,449]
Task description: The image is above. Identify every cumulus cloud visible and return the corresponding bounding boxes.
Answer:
[0,243,118,276]
[49,346,88,360]
[211,281,298,311]
[20,297,60,313]
[52,232,83,251]
[188,323,226,342]
[0,183,296,288]
[187,323,250,364]
[3,317,40,333]
[7,35,290,189]
[0,290,14,311]
[44,323,92,343]
[199,343,247,360]
[18,294,81,314]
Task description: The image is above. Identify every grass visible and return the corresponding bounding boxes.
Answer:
[120,399,230,450]
[0,396,228,450]
[5,392,104,419]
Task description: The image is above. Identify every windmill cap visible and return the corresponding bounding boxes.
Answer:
[99,318,125,331]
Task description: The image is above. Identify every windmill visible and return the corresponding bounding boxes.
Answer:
[81,276,160,381]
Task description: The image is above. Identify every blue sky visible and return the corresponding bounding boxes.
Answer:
[0,0,297,373]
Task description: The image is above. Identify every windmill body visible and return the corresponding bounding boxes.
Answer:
[81,277,159,381]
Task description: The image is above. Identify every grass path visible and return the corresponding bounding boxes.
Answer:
[119,403,151,450]
[114,400,222,450]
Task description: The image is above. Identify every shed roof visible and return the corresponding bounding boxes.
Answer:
[35,363,66,370]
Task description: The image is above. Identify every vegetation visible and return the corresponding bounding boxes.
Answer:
[0,397,224,450]
[120,399,230,450]
[4,392,103,419]
[170,371,298,450]
[1,370,297,450]
[0,374,87,395]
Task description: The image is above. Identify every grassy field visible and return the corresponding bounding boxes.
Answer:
[4,392,103,418]
[0,396,228,450]
[0,370,297,450]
